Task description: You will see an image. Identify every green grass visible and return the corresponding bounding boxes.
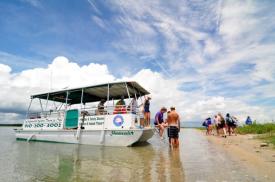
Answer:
[237,122,275,147]
[236,123,275,134]
[260,136,275,146]
[196,127,206,131]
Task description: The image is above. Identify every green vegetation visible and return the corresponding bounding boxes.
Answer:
[196,127,206,131]
[260,136,275,146]
[237,123,275,146]
[237,123,275,134]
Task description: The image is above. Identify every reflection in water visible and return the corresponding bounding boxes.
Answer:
[57,156,74,182]
[11,136,185,182]
[1,127,185,181]
[168,149,185,182]
[1,128,273,182]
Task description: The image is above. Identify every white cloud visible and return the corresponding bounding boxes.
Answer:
[0,64,12,84]
[252,58,275,82]
[87,0,102,15]
[107,0,275,94]
[91,15,106,29]
[0,56,115,121]
[112,15,158,56]
[22,0,42,8]
[219,1,259,40]
[1,56,272,124]
[204,39,220,55]
[11,56,115,89]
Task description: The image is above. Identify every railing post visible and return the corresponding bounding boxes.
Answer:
[80,88,84,109]
[65,91,69,110]
[39,99,44,117]
[107,84,110,115]
[45,93,49,111]
[125,82,131,113]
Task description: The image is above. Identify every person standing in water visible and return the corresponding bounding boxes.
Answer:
[143,96,151,126]
[167,106,180,148]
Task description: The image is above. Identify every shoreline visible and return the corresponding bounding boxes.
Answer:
[202,130,275,179]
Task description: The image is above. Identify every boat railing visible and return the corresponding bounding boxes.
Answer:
[27,105,144,119]
[81,105,144,117]
[27,110,66,119]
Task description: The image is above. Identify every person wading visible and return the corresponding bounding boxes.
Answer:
[167,106,180,148]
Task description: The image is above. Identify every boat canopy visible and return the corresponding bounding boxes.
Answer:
[31,81,150,104]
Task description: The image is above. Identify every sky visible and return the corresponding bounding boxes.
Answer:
[0,0,275,123]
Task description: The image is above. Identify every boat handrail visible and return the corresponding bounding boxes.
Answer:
[81,105,143,116]
[27,110,66,119]
[27,105,144,119]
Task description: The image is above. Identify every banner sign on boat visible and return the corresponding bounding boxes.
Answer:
[23,118,63,130]
[82,116,104,129]
[111,130,134,136]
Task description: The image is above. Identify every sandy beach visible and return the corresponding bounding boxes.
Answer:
[205,131,275,180]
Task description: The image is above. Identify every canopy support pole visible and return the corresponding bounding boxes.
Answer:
[107,84,110,114]
[107,84,110,102]
[26,98,33,118]
[45,93,49,111]
[39,99,44,113]
[125,82,131,113]
[125,82,131,99]
[65,91,69,110]
[80,88,84,107]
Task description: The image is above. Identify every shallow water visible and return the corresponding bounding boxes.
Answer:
[0,127,184,182]
[0,127,270,182]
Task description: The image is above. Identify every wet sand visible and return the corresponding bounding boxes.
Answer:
[179,129,275,181]
[204,131,275,181]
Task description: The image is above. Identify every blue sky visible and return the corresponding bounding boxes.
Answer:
[0,0,275,122]
[0,0,160,74]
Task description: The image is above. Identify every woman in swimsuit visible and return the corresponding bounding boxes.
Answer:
[144,96,151,126]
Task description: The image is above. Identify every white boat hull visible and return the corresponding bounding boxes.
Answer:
[15,128,154,147]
